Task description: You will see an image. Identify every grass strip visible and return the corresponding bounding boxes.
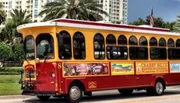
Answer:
[0,83,22,95]
[0,75,21,83]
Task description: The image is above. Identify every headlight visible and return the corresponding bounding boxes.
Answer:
[51,73,55,78]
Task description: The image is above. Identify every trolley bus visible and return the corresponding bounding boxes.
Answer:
[18,19,180,103]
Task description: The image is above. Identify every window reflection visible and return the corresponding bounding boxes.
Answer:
[36,34,54,59]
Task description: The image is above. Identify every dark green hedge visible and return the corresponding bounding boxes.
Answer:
[0,67,23,75]
[0,72,20,75]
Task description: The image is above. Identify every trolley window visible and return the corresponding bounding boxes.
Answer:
[73,32,86,59]
[58,31,72,59]
[94,33,105,59]
[118,35,127,45]
[24,35,35,60]
[36,33,54,59]
[106,34,116,45]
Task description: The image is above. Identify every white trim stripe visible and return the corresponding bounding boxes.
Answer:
[17,22,56,30]
[54,19,169,31]
[56,22,180,36]
[17,19,180,36]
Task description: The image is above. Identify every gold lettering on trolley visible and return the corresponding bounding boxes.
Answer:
[88,82,97,89]
[58,63,62,69]
[141,63,168,68]
[52,63,56,69]
[136,62,168,74]
[25,65,33,69]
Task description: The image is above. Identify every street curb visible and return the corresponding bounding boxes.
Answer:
[0,95,32,99]
[167,85,180,88]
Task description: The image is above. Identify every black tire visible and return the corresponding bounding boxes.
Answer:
[84,91,92,96]
[37,96,50,101]
[152,80,165,96]
[53,95,65,98]
[66,83,83,103]
[146,87,153,95]
[118,89,133,96]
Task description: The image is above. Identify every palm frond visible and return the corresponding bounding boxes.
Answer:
[40,0,108,21]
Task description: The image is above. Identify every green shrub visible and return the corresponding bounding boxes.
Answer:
[0,67,23,75]
[12,43,24,62]
[2,61,23,67]
[0,43,12,61]
[0,72,21,75]
[0,67,23,72]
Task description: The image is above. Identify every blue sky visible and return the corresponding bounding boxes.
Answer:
[128,0,180,23]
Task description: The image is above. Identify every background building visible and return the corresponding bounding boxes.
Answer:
[0,0,52,22]
[0,0,128,24]
[0,0,12,20]
[32,0,55,22]
[97,0,128,24]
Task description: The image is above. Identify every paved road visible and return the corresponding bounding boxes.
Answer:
[1,86,180,103]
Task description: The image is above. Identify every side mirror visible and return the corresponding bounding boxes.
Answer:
[44,56,48,63]
[35,58,40,63]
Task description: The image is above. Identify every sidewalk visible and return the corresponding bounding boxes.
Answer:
[0,95,32,99]
[0,85,179,99]
[167,85,180,89]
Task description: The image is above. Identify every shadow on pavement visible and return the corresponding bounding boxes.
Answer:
[23,90,180,103]
[23,97,68,103]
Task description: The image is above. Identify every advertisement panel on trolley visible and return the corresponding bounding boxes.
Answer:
[136,62,168,75]
[111,63,134,75]
[63,63,109,76]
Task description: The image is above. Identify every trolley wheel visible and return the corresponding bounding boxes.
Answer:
[118,89,133,96]
[37,96,50,101]
[84,91,92,96]
[146,87,153,95]
[152,80,165,96]
[66,83,83,103]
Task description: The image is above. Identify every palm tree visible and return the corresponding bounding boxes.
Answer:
[10,9,32,27]
[0,3,6,24]
[1,9,31,45]
[1,20,16,45]
[129,18,146,25]
[39,0,108,21]
[173,16,180,32]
